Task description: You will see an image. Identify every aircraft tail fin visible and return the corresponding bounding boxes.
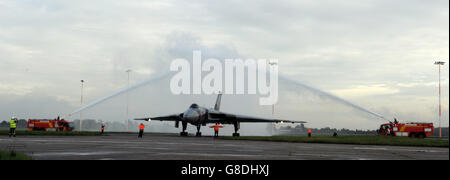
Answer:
[214,93,222,111]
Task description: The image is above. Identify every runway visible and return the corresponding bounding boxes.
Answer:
[0,134,448,160]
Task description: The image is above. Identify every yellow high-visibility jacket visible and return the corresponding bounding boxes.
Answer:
[10,119,17,128]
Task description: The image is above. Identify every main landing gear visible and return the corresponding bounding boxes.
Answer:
[179,122,240,137]
[180,123,203,137]
[180,121,188,136]
[232,122,240,137]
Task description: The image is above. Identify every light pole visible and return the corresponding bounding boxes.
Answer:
[126,69,132,132]
[268,61,278,115]
[434,61,445,138]
[269,61,278,136]
[80,80,84,132]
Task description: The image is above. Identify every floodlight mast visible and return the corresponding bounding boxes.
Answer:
[126,69,132,132]
[269,61,278,136]
[80,80,84,132]
[434,61,445,138]
[269,61,278,115]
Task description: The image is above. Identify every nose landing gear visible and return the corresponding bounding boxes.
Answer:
[179,122,203,137]
[196,125,202,137]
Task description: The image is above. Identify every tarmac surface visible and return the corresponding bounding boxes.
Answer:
[0,133,448,160]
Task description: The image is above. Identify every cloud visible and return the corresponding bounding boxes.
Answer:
[0,90,74,121]
[397,82,437,88]
[330,84,400,98]
[0,82,38,96]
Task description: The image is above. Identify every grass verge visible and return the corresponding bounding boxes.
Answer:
[220,135,449,147]
[0,151,32,160]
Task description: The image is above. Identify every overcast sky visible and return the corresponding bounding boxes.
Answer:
[0,0,448,131]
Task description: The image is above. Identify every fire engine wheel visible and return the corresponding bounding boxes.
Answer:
[418,133,425,139]
[409,133,416,138]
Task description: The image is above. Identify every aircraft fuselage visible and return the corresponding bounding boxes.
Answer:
[183,103,218,125]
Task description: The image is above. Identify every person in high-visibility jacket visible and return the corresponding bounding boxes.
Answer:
[308,129,312,138]
[138,123,145,138]
[209,123,224,137]
[9,117,17,137]
[100,124,105,134]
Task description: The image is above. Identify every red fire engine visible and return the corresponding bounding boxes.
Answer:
[378,122,434,138]
[27,119,74,132]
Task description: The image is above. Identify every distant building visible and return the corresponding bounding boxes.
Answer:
[432,127,449,137]
[0,119,27,128]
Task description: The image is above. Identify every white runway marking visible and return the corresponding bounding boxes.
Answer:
[353,147,448,153]
[353,147,388,150]
[32,151,129,157]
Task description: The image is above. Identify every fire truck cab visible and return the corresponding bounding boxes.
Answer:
[378,122,434,138]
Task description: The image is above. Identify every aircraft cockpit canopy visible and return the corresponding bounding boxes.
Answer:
[190,103,199,108]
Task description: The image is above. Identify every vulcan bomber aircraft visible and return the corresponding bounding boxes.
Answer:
[135,94,306,137]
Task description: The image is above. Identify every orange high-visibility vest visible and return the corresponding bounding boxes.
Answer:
[308,129,312,133]
[210,125,223,132]
[139,124,145,130]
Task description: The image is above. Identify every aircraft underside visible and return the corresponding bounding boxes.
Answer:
[180,121,240,137]
[135,94,305,137]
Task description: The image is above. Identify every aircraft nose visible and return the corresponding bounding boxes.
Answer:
[184,109,199,122]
